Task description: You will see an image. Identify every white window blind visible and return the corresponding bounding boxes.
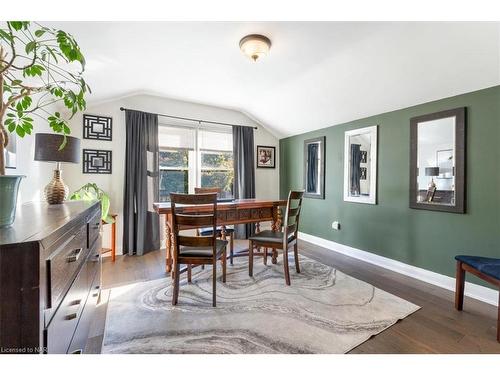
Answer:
[158,125,195,150]
[199,126,232,152]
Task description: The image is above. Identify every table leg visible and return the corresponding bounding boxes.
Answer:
[271,206,282,264]
[111,219,116,262]
[165,214,173,274]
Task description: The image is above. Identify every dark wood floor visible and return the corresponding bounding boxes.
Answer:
[90,239,500,354]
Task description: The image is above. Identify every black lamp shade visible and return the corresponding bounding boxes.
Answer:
[425,167,440,177]
[34,133,80,163]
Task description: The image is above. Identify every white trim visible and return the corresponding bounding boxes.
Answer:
[299,231,499,307]
[343,125,378,204]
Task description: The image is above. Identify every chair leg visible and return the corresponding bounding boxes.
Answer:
[263,247,268,265]
[455,261,465,311]
[230,232,234,265]
[283,247,291,286]
[187,264,192,283]
[249,240,254,277]
[172,262,180,305]
[294,242,300,273]
[222,247,227,283]
[212,259,217,307]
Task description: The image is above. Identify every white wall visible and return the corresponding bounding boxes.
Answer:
[5,106,57,203]
[59,93,280,254]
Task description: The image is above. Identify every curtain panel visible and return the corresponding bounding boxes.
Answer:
[123,110,161,256]
[233,125,256,239]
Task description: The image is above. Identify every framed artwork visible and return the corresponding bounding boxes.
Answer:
[343,125,378,204]
[83,114,113,141]
[82,149,112,174]
[256,145,276,168]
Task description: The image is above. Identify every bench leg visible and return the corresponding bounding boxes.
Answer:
[497,290,500,343]
[455,261,465,311]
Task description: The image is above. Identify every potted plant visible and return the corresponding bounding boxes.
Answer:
[69,183,114,223]
[0,21,89,227]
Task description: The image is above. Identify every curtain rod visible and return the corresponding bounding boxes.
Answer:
[119,107,257,129]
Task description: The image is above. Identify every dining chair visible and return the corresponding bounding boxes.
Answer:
[170,192,227,307]
[248,190,304,285]
[194,187,235,264]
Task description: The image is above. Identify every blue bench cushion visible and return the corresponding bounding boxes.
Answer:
[455,255,500,281]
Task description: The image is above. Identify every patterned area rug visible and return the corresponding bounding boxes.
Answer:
[102,255,420,353]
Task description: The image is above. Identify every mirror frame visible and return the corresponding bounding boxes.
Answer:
[343,125,378,204]
[303,136,326,199]
[409,107,466,213]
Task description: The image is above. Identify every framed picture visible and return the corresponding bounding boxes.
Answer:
[256,145,276,168]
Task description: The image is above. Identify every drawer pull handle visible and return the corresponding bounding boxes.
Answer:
[67,248,83,263]
[69,299,82,306]
[93,285,100,297]
[65,313,77,320]
[71,349,83,354]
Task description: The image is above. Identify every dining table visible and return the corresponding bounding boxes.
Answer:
[153,198,287,273]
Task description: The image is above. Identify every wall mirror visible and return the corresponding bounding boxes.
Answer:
[410,107,465,213]
[303,136,325,199]
[344,125,378,204]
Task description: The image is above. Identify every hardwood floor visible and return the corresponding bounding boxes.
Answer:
[89,239,500,354]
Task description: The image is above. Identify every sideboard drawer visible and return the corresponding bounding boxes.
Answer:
[45,263,89,354]
[87,211,101,249]
[46,228,89,310]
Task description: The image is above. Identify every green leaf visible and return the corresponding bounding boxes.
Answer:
[34,29,46,37]
[15,125,25,137]
[0,29,13,42]
[58,136,67,150]
[7,123,15,133]
[8,21,26,31]
[25,41,36,54]
[21,96,32,110]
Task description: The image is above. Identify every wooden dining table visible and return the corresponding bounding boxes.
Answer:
[153,198,287,273]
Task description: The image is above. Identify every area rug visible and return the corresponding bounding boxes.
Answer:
[102,255,420,353]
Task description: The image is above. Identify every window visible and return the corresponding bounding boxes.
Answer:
[158,123,233,201]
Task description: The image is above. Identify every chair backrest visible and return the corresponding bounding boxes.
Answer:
[283,190,305,244]
[194,187,221,195]
[170,193,218,258]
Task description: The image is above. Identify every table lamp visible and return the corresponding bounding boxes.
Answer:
[425,167,440,189]
[34,133,80,204]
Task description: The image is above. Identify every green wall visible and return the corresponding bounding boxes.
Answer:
[280,85,500,285]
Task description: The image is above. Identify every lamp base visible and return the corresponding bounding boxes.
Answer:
[45,169,69,205]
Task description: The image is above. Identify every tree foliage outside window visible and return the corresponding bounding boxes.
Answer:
[201,150,233,198]
[159,149,189,201]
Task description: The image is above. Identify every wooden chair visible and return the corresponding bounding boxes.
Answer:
[194,187,235,265]
[455,255,500,342]
[248,190,304,285]
[170,193,227,307]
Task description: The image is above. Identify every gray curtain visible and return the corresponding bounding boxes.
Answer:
[123,110,160,255]
[307,143,318,192]
[233,125,255,239]
[350,143,361,196]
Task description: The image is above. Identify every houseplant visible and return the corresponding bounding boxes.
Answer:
[70,183,114,223]
[0,21,89,227]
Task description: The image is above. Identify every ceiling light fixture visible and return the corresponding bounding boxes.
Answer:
[239,34,272,62]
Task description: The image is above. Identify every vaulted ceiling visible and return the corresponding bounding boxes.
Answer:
[49,22,500,138]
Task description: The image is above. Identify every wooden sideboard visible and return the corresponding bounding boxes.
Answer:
[0,200,102,354]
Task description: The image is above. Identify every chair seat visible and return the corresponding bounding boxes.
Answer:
[199,226,235,236]
[179,239,228,257]
[249,230,295,244]
[455,255,500,280]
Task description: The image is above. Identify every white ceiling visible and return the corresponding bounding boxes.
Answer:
[49,22,500,138]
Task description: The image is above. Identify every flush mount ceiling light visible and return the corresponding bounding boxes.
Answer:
[239,34,272,62]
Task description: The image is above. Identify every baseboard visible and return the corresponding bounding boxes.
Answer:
[298,231,499,307]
